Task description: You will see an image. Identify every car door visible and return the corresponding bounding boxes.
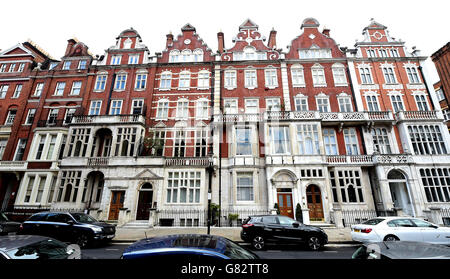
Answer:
[411,219,448,244]
[26,213,49,236]
[277,216,303,242]
[387,219,422,242]
[54,214,75,242]
[45,213,67,240]
[262,216,284,241]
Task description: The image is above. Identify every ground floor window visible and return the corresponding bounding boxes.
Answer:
[166,171,201,204]
[237,172,254,201]
[329,169,364,203]
[420,168,450,202]
[57,171,82,203]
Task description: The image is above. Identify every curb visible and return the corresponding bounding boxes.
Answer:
[111,239,359,245]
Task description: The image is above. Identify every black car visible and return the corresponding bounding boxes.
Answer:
[352,241,450,259]
[0,212,21,235]
[0,235,83,259]
[241,215,328,251]
[19,212,116,248]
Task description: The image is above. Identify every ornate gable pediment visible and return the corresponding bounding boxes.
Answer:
[135,169,163,180]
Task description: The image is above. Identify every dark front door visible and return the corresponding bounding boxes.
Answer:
[136,190,153,220]
[109,191,125,221]
[306,185,324,221]
[277,193,294,219]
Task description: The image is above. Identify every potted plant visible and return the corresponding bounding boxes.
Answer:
[228,213,239,227]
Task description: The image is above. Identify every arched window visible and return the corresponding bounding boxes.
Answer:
[193,49,203,62]
[64,184,72,202]
[169,50,180,62]
[244,46,256,60]
[181,49,192,62]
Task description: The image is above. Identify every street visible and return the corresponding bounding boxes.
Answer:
[82,242,359,259]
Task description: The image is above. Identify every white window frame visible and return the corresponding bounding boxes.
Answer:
[135,73,147,90]
[178,71,191,90]
[269,126,291,155]
[111,55,122,65]
[54,82,65,96]
[291,65,305,87]
[244,69,257,89]
[343,128,360,155]
[311,64,326,87]
[64,108,77,124]
[316,95,330,112]
[131,99,144,115]
[78,60,87,70]
[224,70,237,89]
[390,94,405,113]
[89,100,102,115]
[245,99,259,114]
[114,73,127,91]
[94,74,107,92]
[365,95,380,111]
[323,128,338,155]
[224,99,238,114]
[196,99,209,120]
[296,123,320,155]
[337,94,353,112]
[70,81,82,95]
[295,95,308,111]
[197,71,209,90]
[109,100,123,115]
[128,55,139,65]
[264,68,278,89]
[12,84,22,98]
[62,61,71,70]
[359,67,373,84]
[5,110,17,125]
[235,127,252,156]
[34,83,44,97]
[414,94,429,111]
[266,98,281,112]
[0,85,8,99]
[406,66,421,84]
[236,172,254,202]
[25,108,36,125]
[332,64,347,86]
[176,99,189,120]
[159,71,172,90]
[156,99,169,120]
[382,66,397,84]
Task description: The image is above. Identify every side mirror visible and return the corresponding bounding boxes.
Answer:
[293,222,300,228]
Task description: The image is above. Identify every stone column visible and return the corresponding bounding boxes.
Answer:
[302,208,310,225]
[148,209,155,228]
[118,209,129,227]
[429,207,444,225]
[332,208,344,228]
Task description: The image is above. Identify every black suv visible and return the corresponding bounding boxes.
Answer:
[19,212,116,248]
[241,215,328,251]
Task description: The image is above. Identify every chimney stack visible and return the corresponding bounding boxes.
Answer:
[166,32,174,48]
[217,31,225,54]
[322,27,330,37]
[268,28,277,49]
[65,39,76,56]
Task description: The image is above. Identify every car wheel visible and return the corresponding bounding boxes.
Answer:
[75,233,90,248]
[384,235,399,241]
[307,236,322,251]
[252,236,265,250]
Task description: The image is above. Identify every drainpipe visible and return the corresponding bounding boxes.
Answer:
[106,73,117,114]
[417,65,436,111]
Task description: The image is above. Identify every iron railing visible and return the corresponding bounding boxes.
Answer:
[337,209,397,227]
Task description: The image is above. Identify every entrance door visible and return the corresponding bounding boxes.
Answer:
[306,185,324,221]
[277,192,294,219]
[136,184,153,220]
[108,191,125,221]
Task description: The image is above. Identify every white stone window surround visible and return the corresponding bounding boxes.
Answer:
[366,48,377,58]
[264,66,278,89]
[343,128,360,155]
[195,98,209,120]
[245,98,259,114]
[403,62,422,84]
[62,61,71,70]
[70,81,82,96]
[114,71,128,91]
[244,67,258,89]
[54,82,66,96]
[294,93,309,111]
[159,70,172,91]
[169,50,180,63]
[380,62,398,84]
[311,63,327,87]
[411,91,430,111]
[363,91,381,112]
[291,64,305,88]
[134,70,148,91]
[128,54,140,65]
[332,63,348,87]
[315,92,330,112]
[94,72,108,92]
[12,84,22,98]
[197,70,210,90]
[357,63,374,85]
[234,125,255,157]
[323,128,338,155]
[387,91,405,113]
[34,83,44,96]
[224,68,237,90]
[89,100,102,115]
[165,170,202,204]
[25,108,36,125]
[223,98,239,114]
[176,98,190,120]
[131,98,145,115]
[109,99,123,115]
[269,125,291,155]
[156,99,170,120]
[371,127,393,154]
[110,55,122,65]
[337,92,353,112]
[178,71,191,90]
[236,171,255,203]
[265,97,281,112]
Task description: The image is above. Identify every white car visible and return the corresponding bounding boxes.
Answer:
[351,217,450,245]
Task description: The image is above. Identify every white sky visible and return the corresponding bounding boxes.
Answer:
[2,0,449,83]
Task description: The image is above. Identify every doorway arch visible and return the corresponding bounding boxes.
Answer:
[306,185,324,221]
[136,183,153,220]
[387,169,414,216]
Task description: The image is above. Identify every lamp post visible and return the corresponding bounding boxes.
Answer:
[206,150,214,235]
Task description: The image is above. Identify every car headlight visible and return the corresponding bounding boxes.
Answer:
[91,226,103,233]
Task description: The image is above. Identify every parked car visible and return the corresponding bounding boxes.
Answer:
[240,215,328,251]
[352,241,450,259]
[122,234,259,259]
[0,235,83,259]
[0,212,21,235]
[19,212,116,248]
[351,217,450,245]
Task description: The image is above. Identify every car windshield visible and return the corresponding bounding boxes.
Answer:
[71,213,98,224]
[223,239,258,259]
[0,212,8,222]
[362,218,385,225]
[5,239,71,259]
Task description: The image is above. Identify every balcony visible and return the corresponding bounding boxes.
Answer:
[395,111,444,122]
[165,157,213,167]
[214,114,262,123]
[320,111,394,125]
[87,157,109,167]
[373,154,413,164]
[71,114,145,125]
[0,161,27,171]
[265,111,319,121]
[326,155,373,166]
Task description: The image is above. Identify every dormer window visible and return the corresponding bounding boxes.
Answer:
[128,55,139,64]
[63,61,71,70]
[299,47,331,59]
[379,49,388,58]
[111,55,122,65]
[181,50,192,62]
[234,47,267,61]
[367,49,377,58]
[78,60,87,70]
[123,38,133,49]
[390,49,399,57]
[169,50,180,62]
[193,49,203,62]
[244,46,256,60]
[49,62,58,70]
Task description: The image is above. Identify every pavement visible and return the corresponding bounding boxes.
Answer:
[112,226,355,243]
